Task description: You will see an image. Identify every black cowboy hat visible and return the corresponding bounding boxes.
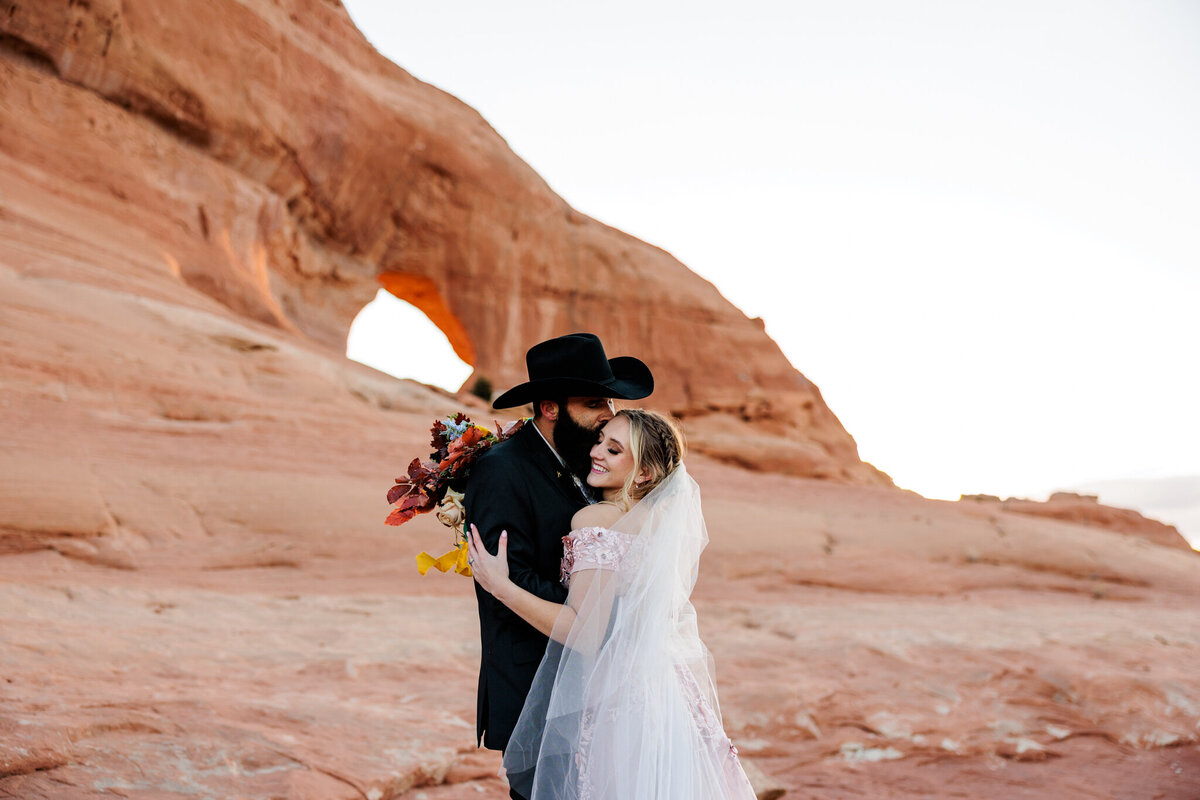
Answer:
[491,333,654,409]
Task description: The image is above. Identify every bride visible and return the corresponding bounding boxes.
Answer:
[468,409,757,799]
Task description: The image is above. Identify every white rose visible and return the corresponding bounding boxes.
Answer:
[437,489,466,529]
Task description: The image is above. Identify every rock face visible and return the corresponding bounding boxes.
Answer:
[962,493,1193,551]
[0,0,885,486]
[2,2,1199,799]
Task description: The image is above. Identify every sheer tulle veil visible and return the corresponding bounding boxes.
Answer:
[503,464,750,799]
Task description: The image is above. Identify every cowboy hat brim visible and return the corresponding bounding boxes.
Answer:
[491,356,653,409]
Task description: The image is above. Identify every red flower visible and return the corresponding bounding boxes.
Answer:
[385,416,526,530]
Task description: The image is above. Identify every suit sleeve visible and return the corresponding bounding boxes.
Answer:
[466,453,568,622]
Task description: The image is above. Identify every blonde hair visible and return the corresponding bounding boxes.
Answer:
[614,409,686,506]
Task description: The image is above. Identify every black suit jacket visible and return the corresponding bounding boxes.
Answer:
[464,422,588,750]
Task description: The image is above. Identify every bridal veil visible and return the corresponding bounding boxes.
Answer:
[503,465,754,799]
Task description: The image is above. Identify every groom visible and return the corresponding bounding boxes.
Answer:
[464,333,653,797]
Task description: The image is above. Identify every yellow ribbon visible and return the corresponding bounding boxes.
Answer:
[415,540,472,577]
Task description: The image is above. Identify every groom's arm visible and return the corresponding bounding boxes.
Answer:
[466,455,568,618]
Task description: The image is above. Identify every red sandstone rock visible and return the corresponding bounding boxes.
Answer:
[1,2,1199,798]
[962,492,1194,551]
[0,0,886,486]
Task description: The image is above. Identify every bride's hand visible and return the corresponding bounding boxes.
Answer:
[468,524,510,596]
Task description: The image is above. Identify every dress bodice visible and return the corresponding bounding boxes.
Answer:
[560,526,635,586]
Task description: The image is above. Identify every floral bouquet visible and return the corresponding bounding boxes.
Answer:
[386,413,525,576]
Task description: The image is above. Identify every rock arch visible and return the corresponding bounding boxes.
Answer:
[0,0,890,486]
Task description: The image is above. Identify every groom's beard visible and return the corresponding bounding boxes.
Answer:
[554,411,600,482]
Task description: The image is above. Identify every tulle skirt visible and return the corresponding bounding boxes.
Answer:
[504,642,756,799]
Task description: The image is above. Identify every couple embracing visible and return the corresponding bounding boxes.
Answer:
[464,333,757,800]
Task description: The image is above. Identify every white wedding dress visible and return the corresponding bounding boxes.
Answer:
[504,466,757,800]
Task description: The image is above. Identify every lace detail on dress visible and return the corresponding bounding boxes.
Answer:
[560,526,634,586]
[573,663,753,799]
[675,663,756,797]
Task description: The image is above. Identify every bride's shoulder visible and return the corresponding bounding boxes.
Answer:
[570,500,624,531]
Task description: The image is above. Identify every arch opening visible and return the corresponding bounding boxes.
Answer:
[346,275,474,392]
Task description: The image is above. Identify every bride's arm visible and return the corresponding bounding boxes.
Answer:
[468,525,576,640]
[469,497,624,643]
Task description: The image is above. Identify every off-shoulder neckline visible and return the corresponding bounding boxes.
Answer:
[568,525,634,537]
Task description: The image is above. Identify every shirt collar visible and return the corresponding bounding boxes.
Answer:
[531,419,595,504]
[531,418,568,469]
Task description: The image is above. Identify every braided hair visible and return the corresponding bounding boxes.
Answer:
[616,409,686,504]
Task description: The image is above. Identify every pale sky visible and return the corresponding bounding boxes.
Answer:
[343,1,1200,546]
